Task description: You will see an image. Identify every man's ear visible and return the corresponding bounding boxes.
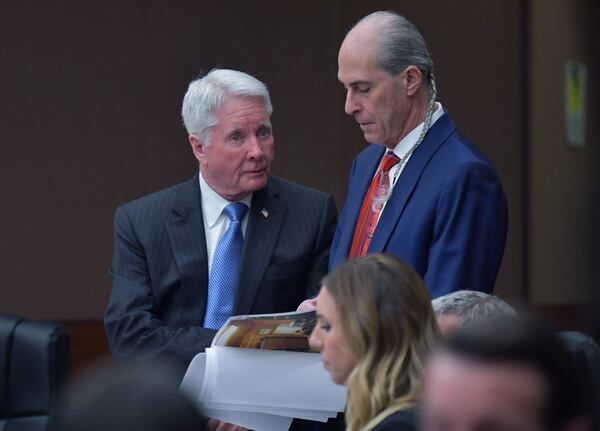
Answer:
[403,65,423,96]
[189,134,205,164]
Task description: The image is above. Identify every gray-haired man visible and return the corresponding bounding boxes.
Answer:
[105,69,337,370]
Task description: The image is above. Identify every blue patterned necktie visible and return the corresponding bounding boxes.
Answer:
[203,202,248,329]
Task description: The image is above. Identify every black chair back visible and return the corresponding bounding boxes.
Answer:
[0,315,70,431]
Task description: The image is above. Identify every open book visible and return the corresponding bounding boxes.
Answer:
[180,310,346,431]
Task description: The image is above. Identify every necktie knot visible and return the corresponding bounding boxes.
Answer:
[381,152,401,172]
[224,202,248,223]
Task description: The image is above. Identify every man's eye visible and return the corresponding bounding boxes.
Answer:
[257,127,271,138]
[230,133,242,142]
[358,87,370,94]
[320,323,331,332]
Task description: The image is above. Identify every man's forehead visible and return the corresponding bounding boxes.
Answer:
[337,60,389,87]
[337,51,374,83]
[430,351,547,393]
[217,95,267,113]
[337,40,387,85]
[215,98,270,123]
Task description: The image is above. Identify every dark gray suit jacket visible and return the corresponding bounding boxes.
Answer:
[372,409,417,431]
[104,175,337,366]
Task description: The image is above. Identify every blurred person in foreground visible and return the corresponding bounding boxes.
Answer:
[431,289,517,335]
[50,361,208,431]
[431,289,600,428]
[421,316,592,431]
[309,253,439,431]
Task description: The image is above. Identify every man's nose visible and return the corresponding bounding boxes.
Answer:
[344,90,359,115]
[247,135,265,158]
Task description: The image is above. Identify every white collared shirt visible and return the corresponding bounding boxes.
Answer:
[377,102,444,216]
[199,173,252,272]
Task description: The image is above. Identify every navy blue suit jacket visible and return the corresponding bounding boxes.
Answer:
[105,175,337,366]
[330,112,508,297]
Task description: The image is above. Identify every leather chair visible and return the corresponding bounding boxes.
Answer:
[559,331,600,430]
[0,315,70,431]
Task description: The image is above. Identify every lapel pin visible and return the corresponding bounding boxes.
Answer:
[261,208,269,218]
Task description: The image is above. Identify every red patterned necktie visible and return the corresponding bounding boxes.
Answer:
[349,152,401,258]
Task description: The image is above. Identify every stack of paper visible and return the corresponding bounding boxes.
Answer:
[181,346,346,431]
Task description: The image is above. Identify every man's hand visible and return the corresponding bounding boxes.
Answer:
[297,296,318,312]
[206,418,249,431]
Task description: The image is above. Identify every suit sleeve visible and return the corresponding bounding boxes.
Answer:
[303,194,338,298]
[424,161,508,297]
[104,206,215,367]
[328,157,359,271]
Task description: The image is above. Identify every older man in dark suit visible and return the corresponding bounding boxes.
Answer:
[104,69,337,368]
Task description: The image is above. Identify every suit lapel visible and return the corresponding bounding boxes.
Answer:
[165,176,209,320]
[369,113,456,253]
[234,179,286,315]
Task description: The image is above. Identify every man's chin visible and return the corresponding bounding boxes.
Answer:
[243,175,268,192]
[363,133,393,148]
[362,131,379,144]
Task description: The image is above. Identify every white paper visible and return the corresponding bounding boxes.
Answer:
[180,352,206,401]
[205,347,346,412]
[203,402,334,422]
[203,407,293,431]
[181,346,346,431]
[181,353,295,431]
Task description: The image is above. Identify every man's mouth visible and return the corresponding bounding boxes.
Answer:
[246,168,266,175]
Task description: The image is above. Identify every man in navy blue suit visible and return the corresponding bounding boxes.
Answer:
[329,11,508,298]
[105,69,337,370]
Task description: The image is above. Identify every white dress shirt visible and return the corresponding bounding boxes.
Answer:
[198,173,252,272]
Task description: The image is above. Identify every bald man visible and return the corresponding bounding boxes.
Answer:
[329,11,508,297]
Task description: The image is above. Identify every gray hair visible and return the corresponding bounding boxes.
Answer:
[352,11,438,156]
[432,290,517,326]
[181,68,273,144]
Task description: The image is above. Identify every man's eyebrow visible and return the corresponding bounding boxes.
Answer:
[348,80,372,87]
[225,127,243,135]
[341,80,372,90]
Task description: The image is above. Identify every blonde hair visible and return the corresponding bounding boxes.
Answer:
[322,254,439,431]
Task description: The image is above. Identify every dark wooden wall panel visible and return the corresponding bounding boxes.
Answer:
[0,1,526,323]
[64,321,113,376]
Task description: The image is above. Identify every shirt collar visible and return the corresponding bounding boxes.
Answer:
[198,172,252,229]
[391,102,444,158]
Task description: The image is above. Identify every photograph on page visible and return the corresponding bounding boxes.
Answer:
[211,310,316,352]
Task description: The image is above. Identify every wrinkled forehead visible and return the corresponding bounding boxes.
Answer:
[218,94,268,113]
[339,29,380,66]
[214,96,270,122]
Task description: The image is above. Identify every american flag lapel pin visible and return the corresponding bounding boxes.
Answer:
[261,208,269,218]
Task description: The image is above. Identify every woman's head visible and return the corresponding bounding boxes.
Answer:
[309,253,439,430]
